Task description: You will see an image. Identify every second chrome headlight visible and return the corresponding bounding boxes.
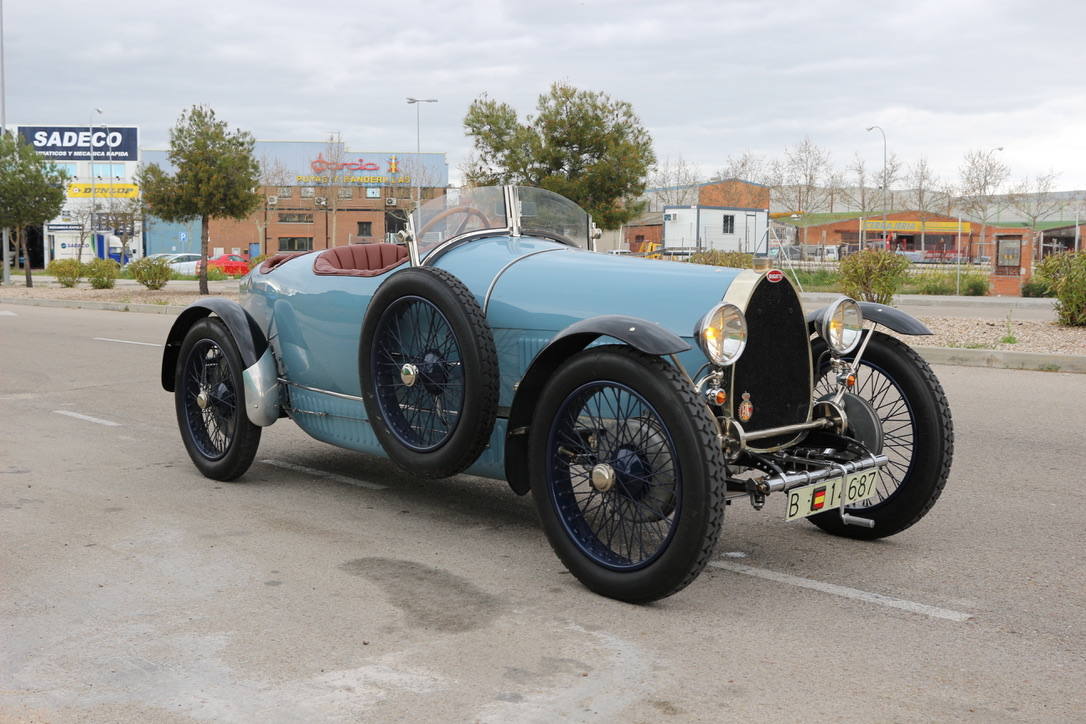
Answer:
[821,297,864,354]
[696,302,747,366]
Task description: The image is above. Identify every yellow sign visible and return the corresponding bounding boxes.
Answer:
[67,183,139,199]
[862,219,970,233]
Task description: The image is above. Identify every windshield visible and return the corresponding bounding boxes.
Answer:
[410,185,592,261]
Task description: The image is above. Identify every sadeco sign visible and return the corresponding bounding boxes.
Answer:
[17,125,139,161]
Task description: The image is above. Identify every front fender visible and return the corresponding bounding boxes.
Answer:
[161,298,269,391]
[806,300,932,336]
[502,314,691,495]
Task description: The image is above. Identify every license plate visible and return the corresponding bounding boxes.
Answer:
[785,470,880,521]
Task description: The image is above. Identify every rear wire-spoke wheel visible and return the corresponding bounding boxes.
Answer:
[808,331,953,539]
[372,296,465,451]
[529,346,727,603]
[174,317,261,481]
[360,267,498,478]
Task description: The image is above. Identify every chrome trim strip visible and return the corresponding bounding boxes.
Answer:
[242,348,281,426]
[482,247,566,315]
[278,378,364,402]
[506,185,521,238]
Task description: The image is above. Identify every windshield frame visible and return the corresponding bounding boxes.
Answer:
[408,185,593,266]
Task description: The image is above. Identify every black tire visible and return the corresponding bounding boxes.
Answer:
[359,267,499,478]
[528,346,727,603]
[808,331,953,539]
[174,317,261,481]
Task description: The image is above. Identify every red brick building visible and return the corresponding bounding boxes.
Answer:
[625,179,770,252]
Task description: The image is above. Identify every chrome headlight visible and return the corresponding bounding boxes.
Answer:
[821,297,864,354]
[696,302,747,366]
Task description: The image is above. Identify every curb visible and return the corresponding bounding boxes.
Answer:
[914,346,1086,374]
[4,296,1084,375]
[0,297,189,315]
[801,291,1055,309]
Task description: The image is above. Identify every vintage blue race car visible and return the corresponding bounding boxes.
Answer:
[162,186,953,602]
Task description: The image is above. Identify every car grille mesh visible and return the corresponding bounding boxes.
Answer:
[731,276,811,448]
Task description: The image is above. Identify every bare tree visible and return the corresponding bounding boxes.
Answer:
[714,151,773,185]
[1008,171,1064,230]
[312,133,347,247]
[908,157,941,250]
[824,167,846,213]
[880,152,904,211]
[958,149,1011,258]
[774,137,832,215]
[257,155,292,253]
[647,156,700,209]
[840,153,878,215]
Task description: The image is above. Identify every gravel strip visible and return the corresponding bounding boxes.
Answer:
[0,284,239,307]
[887,315,1085,356]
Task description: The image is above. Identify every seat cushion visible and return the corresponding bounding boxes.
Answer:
[312,243,409,277]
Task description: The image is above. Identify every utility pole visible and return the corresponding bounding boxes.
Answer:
[1,0,10,284]
[89,108,102,259]
[866,125,888,247]
[406,97,437,215]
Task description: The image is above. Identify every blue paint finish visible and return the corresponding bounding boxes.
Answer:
[242,235,745,482]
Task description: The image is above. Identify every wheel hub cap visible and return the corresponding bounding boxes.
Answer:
[196,391,209,409]
[400,363,418,387]
[590,463,616,492]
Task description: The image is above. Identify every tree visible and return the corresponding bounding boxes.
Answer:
[1009,171,1064,231]
[958,149,1011,260]
[0,133,68,287]
[138,106,261,293]
[647,156,700,210]
[907,157,941,250]
[714,151,774,186]
[256,154,292,253]
[841,153,879,215]
[773,137,832,216]
[463,83,655,229]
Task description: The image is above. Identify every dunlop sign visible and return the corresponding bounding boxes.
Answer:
[67,183,139,199]
[18,125,139,161]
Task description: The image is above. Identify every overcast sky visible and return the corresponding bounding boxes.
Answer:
[5,0,1086,189]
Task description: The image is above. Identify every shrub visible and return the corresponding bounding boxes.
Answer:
[838,250,909,304]
[250,254,268,267]
[914,271,955,296]
[1036,252,1086,326]
[86,258,120,289]
[46,258,83,287]
[962,274,989,296]
[127,256,172,290]
[688,250,754,268]
[791,269,841,290]
[1021,278,1054,298]
[206,266,228,281]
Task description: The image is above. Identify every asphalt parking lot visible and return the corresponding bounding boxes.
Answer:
[2,304,1084,723]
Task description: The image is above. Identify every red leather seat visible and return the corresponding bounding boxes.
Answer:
[312,243,409,277]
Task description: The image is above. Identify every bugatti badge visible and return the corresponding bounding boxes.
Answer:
[738,392,754,422]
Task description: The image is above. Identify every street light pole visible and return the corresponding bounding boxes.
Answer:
[89,108,102,259]
[406,97,437,215]
[866,125,888,248]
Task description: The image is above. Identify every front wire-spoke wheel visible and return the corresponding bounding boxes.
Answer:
[809,331,953,539]
[529,346,727,603]
[174,317,261,481]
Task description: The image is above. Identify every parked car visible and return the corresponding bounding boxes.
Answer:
[166,254,202,275]
[196,254,251,276]
[894,250,925,263]
[161,186,953,603]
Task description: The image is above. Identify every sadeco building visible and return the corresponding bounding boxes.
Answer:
[13,124,141,266]
[141,140,448,258]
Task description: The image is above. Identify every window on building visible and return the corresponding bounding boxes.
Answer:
[357,221,373,237]
[278,236,312,251]
[722,215,735,234]
[278,212,313,224]
[300,187,315,198]
[52,162,77,178]
[92,163,124,179]
[338,187,353,199]
[277,186,293,198]
[365,187,381,199]
[635,234,645,243]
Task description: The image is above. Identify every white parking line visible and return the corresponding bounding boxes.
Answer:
[709,560,973,622]
[260,459,388,491]
[93,337,162,347]
[52,410,122,427]
[0,310,17,316]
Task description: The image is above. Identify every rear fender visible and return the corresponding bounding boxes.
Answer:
[502,315,690,495]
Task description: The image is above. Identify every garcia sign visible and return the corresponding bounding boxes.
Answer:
[17,125,139,161]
